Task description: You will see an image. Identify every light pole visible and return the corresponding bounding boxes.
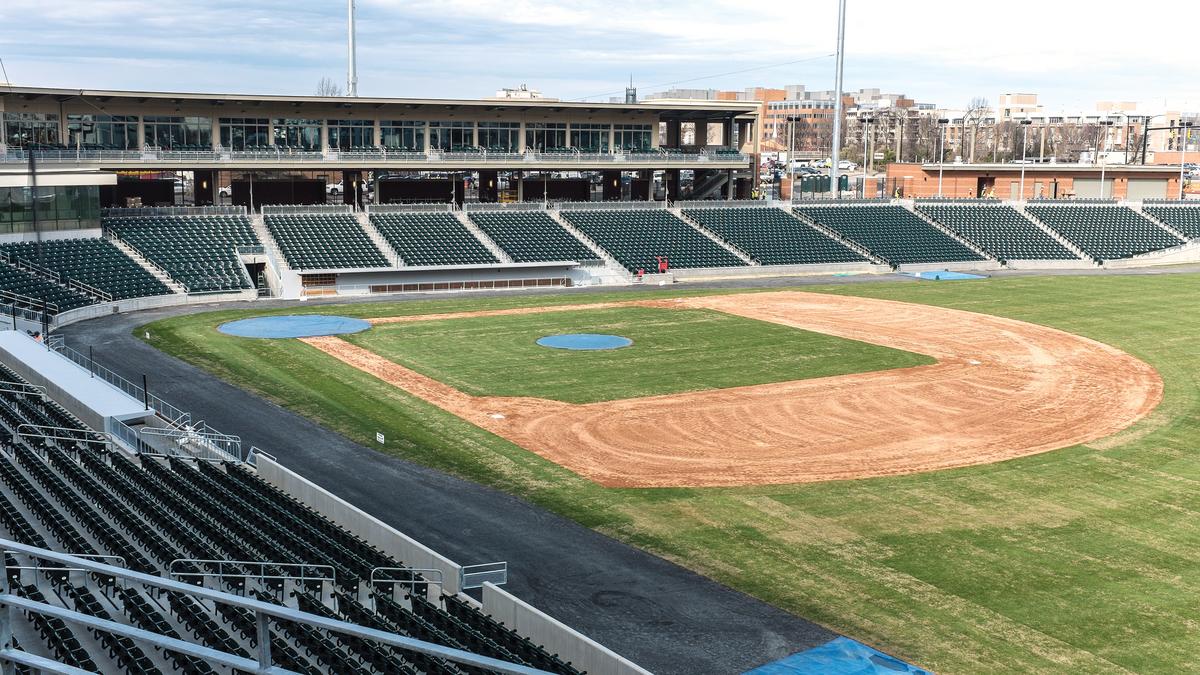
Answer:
[1180,121,1194,200]
[936,118,949,197]
[1018,119,1032,201]
[862,116,875,197]
[829,0,847,199]
[1097,119,1114,199]
[788,115,800,204]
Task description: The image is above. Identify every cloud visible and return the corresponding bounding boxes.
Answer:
[0,0,1193,110]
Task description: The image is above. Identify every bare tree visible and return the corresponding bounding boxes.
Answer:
[962,97,990,163]
[316,77,343,97]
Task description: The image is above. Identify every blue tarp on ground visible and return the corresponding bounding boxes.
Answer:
[217,315,371,339]
[901,271,988,281]
[744,637,930,675]
[535,334,633,351]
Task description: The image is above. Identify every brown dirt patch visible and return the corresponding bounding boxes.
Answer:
[300,291,1162,488]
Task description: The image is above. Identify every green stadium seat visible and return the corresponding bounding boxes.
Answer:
[468,211,598,263]
[559,209,745,272]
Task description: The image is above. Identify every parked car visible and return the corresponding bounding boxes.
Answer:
[326,182,342,195]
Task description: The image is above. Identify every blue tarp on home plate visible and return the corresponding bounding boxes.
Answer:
[744,637,930,675]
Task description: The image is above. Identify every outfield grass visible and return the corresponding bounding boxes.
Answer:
[141,275,1200,674]
[342,306,931,403]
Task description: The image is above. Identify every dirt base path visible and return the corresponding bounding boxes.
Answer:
[301,291,1162,488]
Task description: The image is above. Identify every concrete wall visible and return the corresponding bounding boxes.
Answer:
[253,454,463,594]
[482,583,650,675]
[1102,240,1200,268]
[896,260,1004,273]
[1003,259,1095,270]
[0,228,102,244]
[52,290,257,330]
[672,261,884,280]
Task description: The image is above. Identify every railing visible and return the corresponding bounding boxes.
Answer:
[102,205,247,217]
[0,540,548,675]
[366,202,455,214]
[169,559,335,588]
[1,146,748,166]
[557,200,668,211]
[66,278,113,304]
[138,424,243,463]
[369,567,445,598]
[461,201,547,212]
[53,343,192,425]
[460,562,508,590]
[676,199,761,210]
[261,204,353,215]
[235,245,265,255]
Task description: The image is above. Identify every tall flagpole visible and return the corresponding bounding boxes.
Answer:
[829,0,847,200]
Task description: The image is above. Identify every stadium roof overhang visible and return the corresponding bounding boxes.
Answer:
[0,86,758,120]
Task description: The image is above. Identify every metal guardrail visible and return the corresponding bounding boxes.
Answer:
[102,205,247,217]
[461,201,548,212]
[460,562,508,590]
[53,343,191,425]
[138,424,242,463]
[1,147,749,165]
[557,200,669,211]
[0,540,550,675]
[366,202,454,214]
[169,559,335,588]
[369,567,445,598]
[261,204,354,215]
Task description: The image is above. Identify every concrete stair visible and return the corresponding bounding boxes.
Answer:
[789,207,889,266]
[673,208,757,265]
[903,202,997,263]
[547,210,632,282]
[355,213,402,266]
[106,235,187,294]
[1133,204,1191,243]
[1013,204,1098,264]
[251,215,303,298]
[454,212,514,263]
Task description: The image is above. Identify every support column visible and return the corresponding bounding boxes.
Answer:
[694,122,708,149]
[478,170,499,203]
[602,170,621,201]
[726,170,735,199]
[666,120,681,148]
[193,170,218,206]
[342,170,362,208]
[516,171,524,201]
[666,169,680,201]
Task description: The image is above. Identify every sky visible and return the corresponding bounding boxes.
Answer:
[0,0,1194,113]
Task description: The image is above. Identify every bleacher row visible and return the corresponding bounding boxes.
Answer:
[0,359,584,674]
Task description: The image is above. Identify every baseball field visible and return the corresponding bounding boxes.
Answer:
[139,272,1200,673]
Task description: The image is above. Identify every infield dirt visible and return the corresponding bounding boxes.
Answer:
[300,291,1162,487]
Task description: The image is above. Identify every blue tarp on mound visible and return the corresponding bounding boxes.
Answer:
[217,315,372,339]
[745,637,930,675]
[535,334,633,351]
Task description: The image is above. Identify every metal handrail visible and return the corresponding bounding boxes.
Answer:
[369,567,444,600]
[169,559,335,587]
[0,540,549,674]
[14,424,105,446]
